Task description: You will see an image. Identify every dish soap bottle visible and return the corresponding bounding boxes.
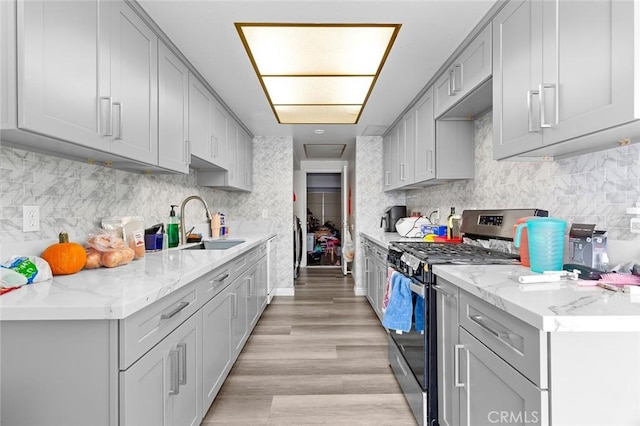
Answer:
[167,205,180,248]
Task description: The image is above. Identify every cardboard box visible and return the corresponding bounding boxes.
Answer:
[421,224,447,237]
[568,223,608,270]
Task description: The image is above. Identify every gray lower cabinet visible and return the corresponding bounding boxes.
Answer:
[362,237,387,322]
[458,327,548,426]
[120,310,202,426]
[434,280,459,426]
[0,243,269,426]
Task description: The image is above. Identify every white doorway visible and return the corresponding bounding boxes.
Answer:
[294,161,350,275]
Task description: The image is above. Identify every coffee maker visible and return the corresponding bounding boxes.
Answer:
[380,205,407,232]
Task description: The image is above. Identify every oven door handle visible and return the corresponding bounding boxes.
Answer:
[409,281,426,298]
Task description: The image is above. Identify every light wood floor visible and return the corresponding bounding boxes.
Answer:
[201,267,417,425]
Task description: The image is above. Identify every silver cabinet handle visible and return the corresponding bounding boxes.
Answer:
[385,171,390,186]
[452,63,462,93]
[231,293,238,318]
[161,301,189,319]
[177,342,187,386]
[429,149,434,172]
[214,273,229,283]
[211,135,216,158]
[100,96,113,137]
[470,314,510,340]
[113,102,123,140]
[400,163,406,181]
[527,89,540,132]
[247,276,254,297]
[168,348,180,395]
[539,83,556,128]
[448,68,455,96]
[454,344,464,388]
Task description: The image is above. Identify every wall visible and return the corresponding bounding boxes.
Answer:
[225,136,294,293]
[406,111,640,263]
[354,136,406,293]
[0,136,294,293]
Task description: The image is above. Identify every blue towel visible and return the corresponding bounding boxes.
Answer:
[382,273,413,332]
[414,293,425,333]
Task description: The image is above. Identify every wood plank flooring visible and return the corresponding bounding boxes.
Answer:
[201,267,417,425]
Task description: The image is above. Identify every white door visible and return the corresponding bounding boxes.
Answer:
[341,164,349,275]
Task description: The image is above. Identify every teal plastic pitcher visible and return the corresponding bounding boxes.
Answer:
[514,217,567,273]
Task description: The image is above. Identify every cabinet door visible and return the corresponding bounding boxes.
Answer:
[364,252,374,307]
[231,274,249,356]
[435,281,459,426]
[237,128,247,190]
[542,0,637,146]
[382,128,398,191]
[109,1,158,164]
[120,311,202,426]
[459,328,548,426]
[382,134,393,190]
[202,287,232,413]
[257,258,268,312]
[211,101,228,168]
[189,74,214,163]
[434,25,492,118]
[17,0,111,152]
[158,42,189,173]
[226,119,239,186]
[246,265,260,329]
[414,87,436,182]
[376,259,386,319]
[399,111,415,185]
[492,0,544,160]
[244,132,253,190]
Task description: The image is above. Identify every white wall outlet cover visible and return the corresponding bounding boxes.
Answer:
[631,217,640,233]
[22,206,40,232]
[262,209,268,218]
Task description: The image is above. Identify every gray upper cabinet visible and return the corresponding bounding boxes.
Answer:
[17,0,111,153]
[434,25,492,119]
[413,87,436,183]
[398,110,416,186]
[158,42,190,174]
[108,1,158,165]
[493,0,640,160]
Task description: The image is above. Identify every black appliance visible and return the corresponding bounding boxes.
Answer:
[381,205,407,232]
[386,208,548,426]
[293,216,302,279]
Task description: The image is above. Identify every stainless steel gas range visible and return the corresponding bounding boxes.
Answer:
[386,208,547,426]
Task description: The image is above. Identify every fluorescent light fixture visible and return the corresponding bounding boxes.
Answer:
[236,23,401,124]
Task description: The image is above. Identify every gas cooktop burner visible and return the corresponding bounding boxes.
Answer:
[390,241,520,265]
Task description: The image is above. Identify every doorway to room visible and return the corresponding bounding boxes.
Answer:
[306,173,342,267]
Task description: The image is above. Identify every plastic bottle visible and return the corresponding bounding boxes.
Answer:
[211,212,221,239]
[446,207,456,239]
[167,205,180,248]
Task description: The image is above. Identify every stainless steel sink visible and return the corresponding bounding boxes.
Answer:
[182,239,246,250]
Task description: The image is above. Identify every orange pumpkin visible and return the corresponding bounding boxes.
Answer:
[42,232,87,275]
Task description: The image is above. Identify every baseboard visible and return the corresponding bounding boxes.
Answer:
[354,287,366,296]
[274,287,295,297]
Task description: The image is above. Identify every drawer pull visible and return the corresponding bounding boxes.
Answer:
[161,301,189,320]
[470,314,510,340]
[433,284,454,299]
[214,273,229,283]
[177,343,187,386]
[168,349,180,395]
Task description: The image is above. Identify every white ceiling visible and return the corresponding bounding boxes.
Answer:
[139,0,497,162]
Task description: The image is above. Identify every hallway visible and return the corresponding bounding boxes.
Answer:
[201,267,417,425]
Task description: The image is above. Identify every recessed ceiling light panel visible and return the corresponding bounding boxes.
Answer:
[236,23,401,124]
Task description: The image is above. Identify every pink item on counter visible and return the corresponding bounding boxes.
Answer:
[383,267,396,311]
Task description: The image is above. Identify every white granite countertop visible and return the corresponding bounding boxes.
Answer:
[0,232,275,321]
[433,264,640,332]
[360,231,424,248]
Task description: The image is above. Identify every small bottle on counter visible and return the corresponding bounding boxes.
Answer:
[167,205,180,248]
[446,207,456,239]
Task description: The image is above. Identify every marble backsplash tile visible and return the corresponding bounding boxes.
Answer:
[405,111,640,242]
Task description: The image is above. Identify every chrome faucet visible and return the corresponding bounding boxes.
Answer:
[180,195,213,245]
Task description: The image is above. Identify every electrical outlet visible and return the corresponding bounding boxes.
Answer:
[262,209,268,218]
[22,206,40,232]
[631,217,640,233]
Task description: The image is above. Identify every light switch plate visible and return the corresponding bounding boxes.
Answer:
[23,205,40,232]
[631,217,640,234]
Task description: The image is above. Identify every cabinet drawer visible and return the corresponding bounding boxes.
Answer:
[119,281,202,369]
[199,264,233,301]
[459,291,547,388]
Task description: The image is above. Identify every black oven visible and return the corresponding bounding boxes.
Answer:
[384,208,546,426]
